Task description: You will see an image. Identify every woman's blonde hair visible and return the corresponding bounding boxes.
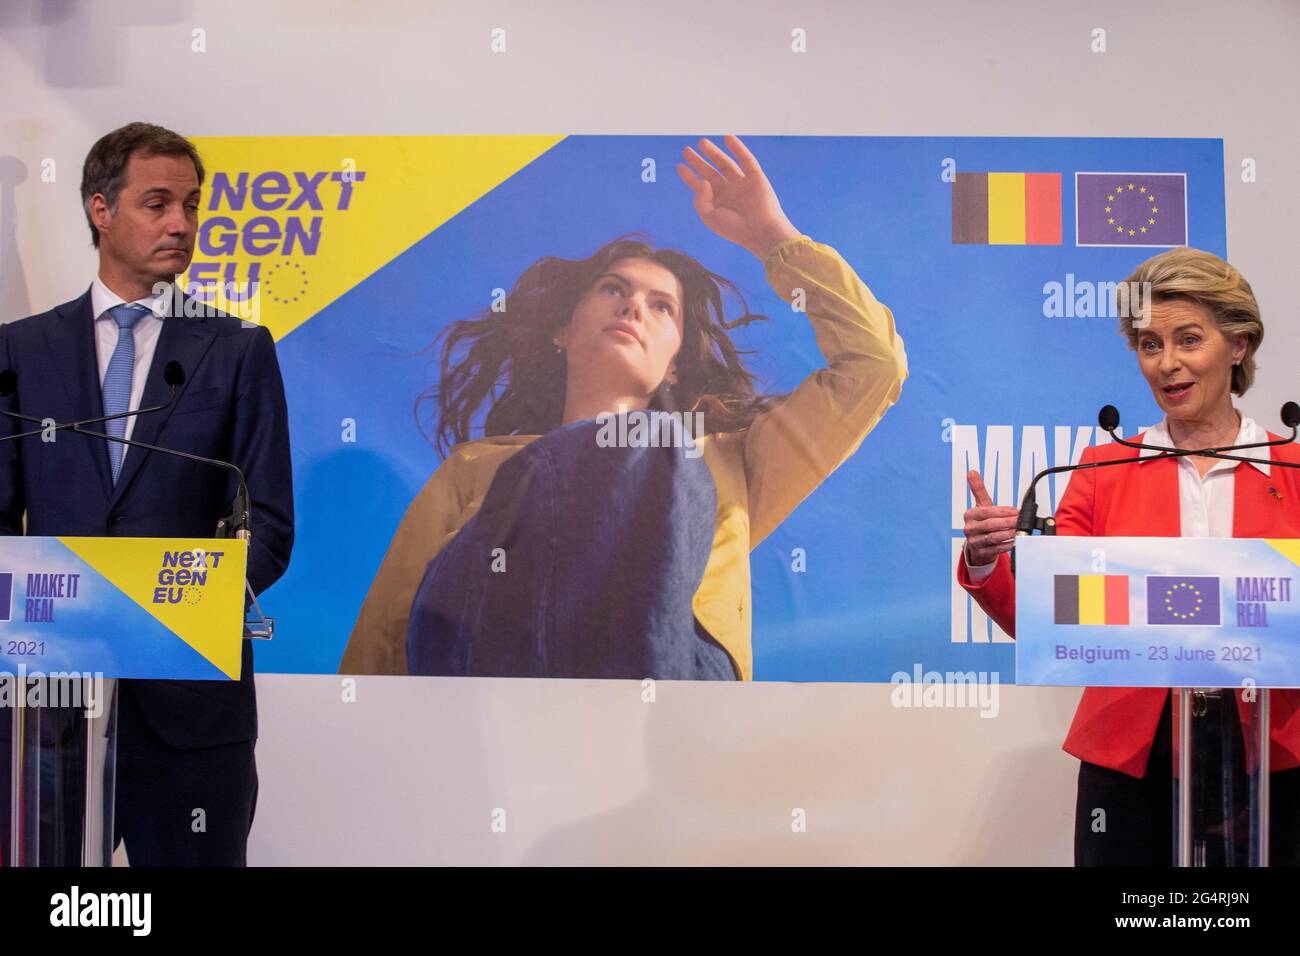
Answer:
[1117,247,1263,395]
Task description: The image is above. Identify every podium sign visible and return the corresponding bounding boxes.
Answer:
[1015,536,1300,688]
[0,537,247,680]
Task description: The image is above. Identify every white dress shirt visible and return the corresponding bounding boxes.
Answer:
[966,414,1270,582]
[90,277,167,467]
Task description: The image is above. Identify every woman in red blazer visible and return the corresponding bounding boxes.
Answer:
[959,247,1300,866]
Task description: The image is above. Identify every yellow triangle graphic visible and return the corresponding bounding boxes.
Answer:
[58,537,248,678]
[1265,538,1300,567]
[186,135,566,341]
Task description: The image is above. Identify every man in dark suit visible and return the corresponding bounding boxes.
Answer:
[0,122,293,865]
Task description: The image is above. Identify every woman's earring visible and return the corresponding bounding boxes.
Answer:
[662,376,682,412]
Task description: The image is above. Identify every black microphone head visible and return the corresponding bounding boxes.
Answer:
[164,361,185,388]
[1098,405,1121,432]
[0,369,15,398]
[1282,401,1300,429]
[1015,483,1040,534]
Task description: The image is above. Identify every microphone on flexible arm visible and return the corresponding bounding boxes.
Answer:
[1014,406,1166,537]
[0,362,186,441]
[70,419,263,626]
[1097,402,1300,469]
[0,364,250,538]
[1009,402,1299,573]
[71,424,253,540]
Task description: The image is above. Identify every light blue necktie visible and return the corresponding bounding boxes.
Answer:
[103,303,147,485]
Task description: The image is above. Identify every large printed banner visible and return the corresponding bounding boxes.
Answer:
[0,538,246,679]
[1016,537,1300,688]
[192,135,1228,681]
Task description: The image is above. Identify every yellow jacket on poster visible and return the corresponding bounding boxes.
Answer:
[339,234,908,679]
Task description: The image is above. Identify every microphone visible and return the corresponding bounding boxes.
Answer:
[1019,401,1300,535]
[1014,416,1159,538]
[0,367,251,539]
[1005,402,1298,575]
[0,361,186,441]
[1013,405,1150,537]
[70,423,253,539]
[1098,404,1120,433]
[1015,484,1043,535]
[1099,404,1300,469]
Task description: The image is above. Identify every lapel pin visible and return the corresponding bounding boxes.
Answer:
[1269,486,1283,501]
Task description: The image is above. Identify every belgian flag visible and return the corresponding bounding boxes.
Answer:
[952,172,1062,244]
[1054,574,1130,625]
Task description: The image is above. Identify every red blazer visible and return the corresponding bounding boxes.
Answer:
[958,431,1300,778]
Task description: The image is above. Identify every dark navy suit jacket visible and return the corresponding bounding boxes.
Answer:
[0,288,294,749]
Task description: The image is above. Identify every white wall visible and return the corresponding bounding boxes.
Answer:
[3,0,1296,865]
[252,676,1080,865]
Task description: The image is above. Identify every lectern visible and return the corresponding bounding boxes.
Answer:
[2,536,255,867]
[1016,535,1300,866]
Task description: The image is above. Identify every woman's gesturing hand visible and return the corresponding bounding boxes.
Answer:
[963,470,1020,567]
[677,134,801,261]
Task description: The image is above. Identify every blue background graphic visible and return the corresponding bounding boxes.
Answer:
[260,135,1227,681]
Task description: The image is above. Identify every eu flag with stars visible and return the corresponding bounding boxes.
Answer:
[1146,576,1221,625]
[1076,172,1187,246]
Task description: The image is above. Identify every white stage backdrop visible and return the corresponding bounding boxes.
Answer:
[1,0,1297,864]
